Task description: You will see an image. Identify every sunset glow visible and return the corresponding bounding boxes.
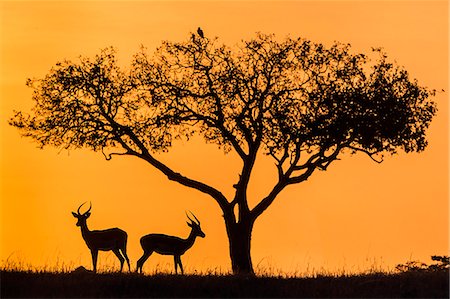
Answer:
[0,1,448,275]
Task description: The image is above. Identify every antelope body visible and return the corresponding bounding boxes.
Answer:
[72,202,130,272]
[136,212,205,274]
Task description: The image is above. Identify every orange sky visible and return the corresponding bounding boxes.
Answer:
[0,1,448,274]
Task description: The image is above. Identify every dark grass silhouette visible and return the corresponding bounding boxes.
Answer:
[1,269,448,298]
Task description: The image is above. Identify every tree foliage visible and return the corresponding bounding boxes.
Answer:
[12,33,436,212]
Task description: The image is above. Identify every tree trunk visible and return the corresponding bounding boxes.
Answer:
[226,219,255,275]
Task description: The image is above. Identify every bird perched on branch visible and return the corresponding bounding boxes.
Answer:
[197,27,204,38]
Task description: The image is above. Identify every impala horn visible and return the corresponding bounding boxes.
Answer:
[186,211,200,225]
[86,201,92,214]
[77,201,92,215]
[77,202,86,215]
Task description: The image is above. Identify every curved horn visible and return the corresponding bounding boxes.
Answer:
[86,201,92,214]
[187,210,200,225]
[185,211,194,224]
[77,202,87,215]
[77,201,92,215]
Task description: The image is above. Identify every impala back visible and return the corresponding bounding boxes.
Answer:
[140,234,187,255]
[85,228,127,251]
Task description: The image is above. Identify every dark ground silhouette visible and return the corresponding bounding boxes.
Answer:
[1,269,448,298]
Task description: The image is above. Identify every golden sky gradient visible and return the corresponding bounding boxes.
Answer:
[0,1,448,274]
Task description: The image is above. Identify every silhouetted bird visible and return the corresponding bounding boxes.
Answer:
[197,27,204,38]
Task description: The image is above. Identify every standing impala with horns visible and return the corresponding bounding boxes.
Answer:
[136,212,205,274]
[72,202,130,272]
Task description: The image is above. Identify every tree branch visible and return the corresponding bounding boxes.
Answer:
[348,145,383,163]
[287,165,317,185]
[252,141,346,220]
[168,84,249,160]
[94,97,231,212]
[269,145,289,181]
[102,148,132,161]
[251,180,287,220]
[136,151,230,212]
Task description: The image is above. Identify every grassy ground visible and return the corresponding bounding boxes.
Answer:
[1,269,448,298]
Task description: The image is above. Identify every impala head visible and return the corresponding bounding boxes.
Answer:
[186,211,205,238]
[72,202,92,226]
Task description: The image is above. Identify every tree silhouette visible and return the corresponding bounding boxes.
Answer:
[10,32,437,274]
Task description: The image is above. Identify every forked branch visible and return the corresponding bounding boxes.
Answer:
[252,142,348,219]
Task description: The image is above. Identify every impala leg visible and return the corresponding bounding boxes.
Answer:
[175,255,183,275]
[91,249,98,273]
[174,256,178,274]
[136,251,152,274]
[120,248,131,272]
[112,249,125,272]
[179,257,184,275]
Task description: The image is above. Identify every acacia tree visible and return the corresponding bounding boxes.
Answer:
[10,32,436,274]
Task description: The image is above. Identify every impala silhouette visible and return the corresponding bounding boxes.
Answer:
[72,202,130,272]
[136,212,205,274]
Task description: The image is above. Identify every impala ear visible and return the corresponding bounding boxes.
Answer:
[85,212,91,218]
[72,212,78,218]
[187,221,193,227]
